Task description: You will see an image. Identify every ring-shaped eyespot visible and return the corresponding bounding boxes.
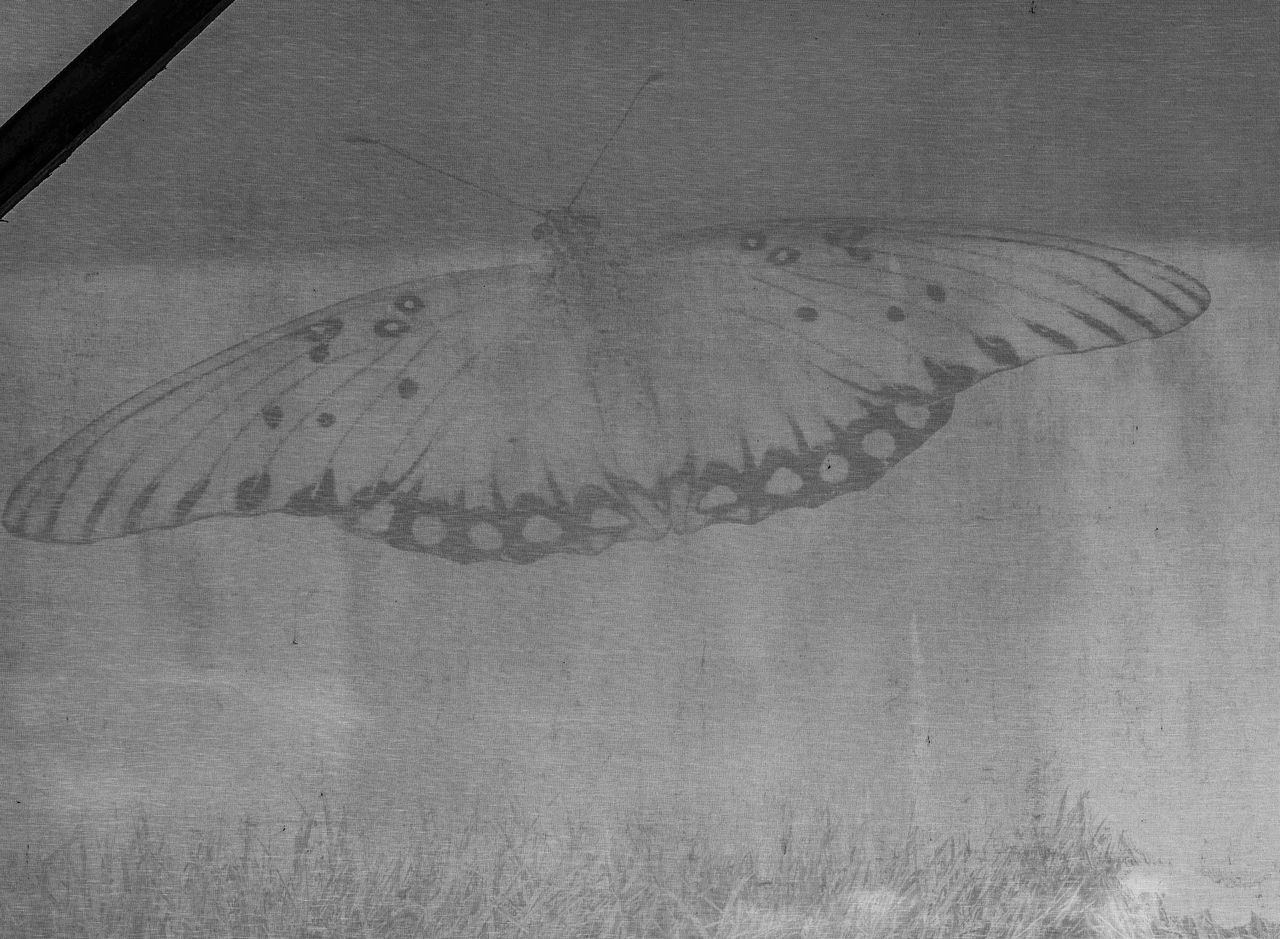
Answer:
[293,318,343,343]
[374,318,411,339]
[394,294,424,314]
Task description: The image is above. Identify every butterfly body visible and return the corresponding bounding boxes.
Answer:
[4,213,1208,564]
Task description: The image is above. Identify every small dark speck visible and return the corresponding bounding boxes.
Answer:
[795,306,819,322]
[309,344,330,363]
[397,378,420,399]
[926,284,946,303]
[317,412,336,428]
[886,305,907,322]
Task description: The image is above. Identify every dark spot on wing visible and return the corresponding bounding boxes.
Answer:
[974,335,1023,368]
[84,487,114,539]
[394,294,424,313]
[1025,320,1078,351]
[293,319,343,343]
[317,412,336,428]
[173,478,211,524]
[885,305,906,322]
[1069,310,1126,344]
[795,306,818,322]
[309,344,330,363]
[882,382,931,404]
[1099,297,1160,336]
[398,377,420,399]
[124,479,160,533]
[284,469,339,516]
[374,318,411,338]
[767,247,800,266]
[235,473,272,512]
[261,404,284,429]
[926,283,946,303]
[739,233,766,250]
[351,481,395,509]
[923,357,979,396]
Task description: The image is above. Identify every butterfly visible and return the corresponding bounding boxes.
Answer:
[2,207,1209,564]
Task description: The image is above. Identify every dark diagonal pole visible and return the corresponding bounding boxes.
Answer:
[0,0,238,219]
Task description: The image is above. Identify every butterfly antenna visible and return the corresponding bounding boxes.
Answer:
[345,135,543,218]
[564,70,664,212]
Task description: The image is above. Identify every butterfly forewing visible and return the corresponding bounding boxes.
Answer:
[714,220,1206,394]
[4,219,1208,563]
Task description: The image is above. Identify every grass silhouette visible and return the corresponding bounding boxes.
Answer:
[2,792,1275,938]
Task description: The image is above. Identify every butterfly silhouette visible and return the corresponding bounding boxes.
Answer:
[3,82,1210,564]
[2,209,1209,563]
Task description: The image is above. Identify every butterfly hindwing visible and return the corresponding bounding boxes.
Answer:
[3,218,1209,563]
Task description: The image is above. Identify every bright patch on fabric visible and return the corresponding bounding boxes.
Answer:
[765,467,803,496]
[698,485,738,512]
[862,430,896,460]
[819,453,850,484]
[353,503,395,534]
[894,404,931,429]
[411,515,447,546]
[522,515,562,543]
